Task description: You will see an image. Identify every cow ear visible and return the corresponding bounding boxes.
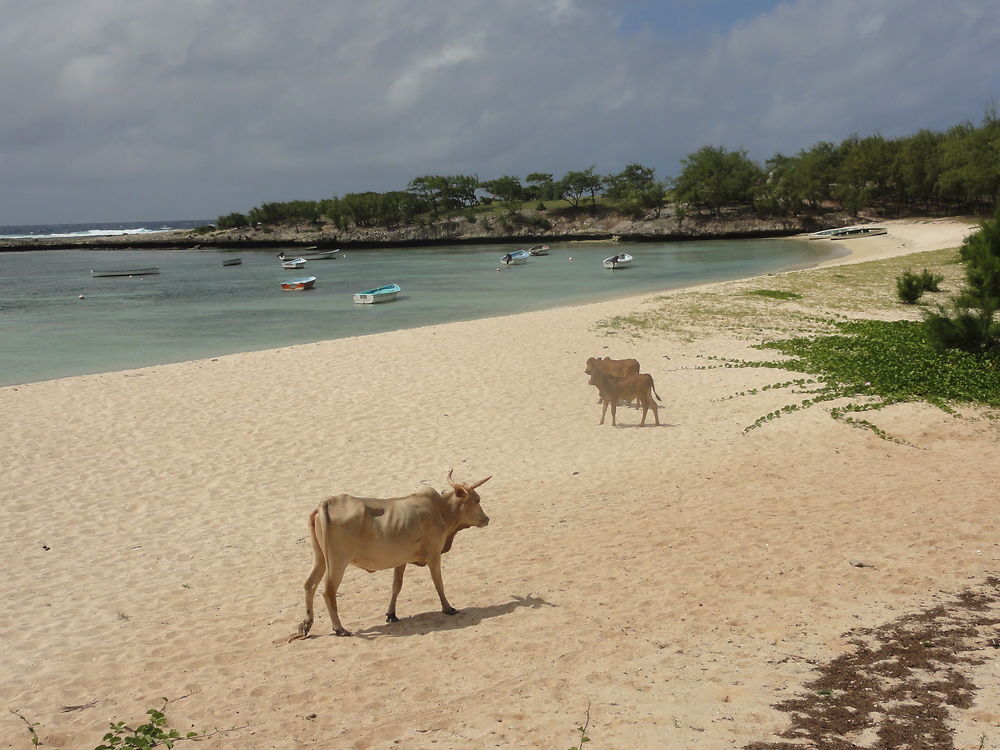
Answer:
[452,485,467,499]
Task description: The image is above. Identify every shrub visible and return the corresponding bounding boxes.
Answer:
[919,268,944,292]
[896,271,925,304]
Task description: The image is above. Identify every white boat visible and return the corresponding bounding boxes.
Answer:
[603,253,633,269]
[809,225,888,240]
[499,249,530,265]
[353,283,401,304]
[289,248,340,260]
[527,244,550,256]
[222,257,242,266]
[91,267,160,277]
[281,257,307,269]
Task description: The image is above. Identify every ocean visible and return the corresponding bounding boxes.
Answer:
[0,219,211,240]
[0,224,843,386]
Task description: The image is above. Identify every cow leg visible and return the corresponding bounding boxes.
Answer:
[294,553,327,640]
[386,564,406,623]
[610,400,618,426]
[651,401,660,425]
[321,560,352,636]
[427,555,458,615]
[599,399,610,425]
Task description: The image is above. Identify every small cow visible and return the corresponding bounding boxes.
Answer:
[289,470,491,640]
[588,369,661,426]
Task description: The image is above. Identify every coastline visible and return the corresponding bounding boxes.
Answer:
[3,217,997,749]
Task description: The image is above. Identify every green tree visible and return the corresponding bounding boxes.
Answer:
[525,173,557,201]
[557,166,604,208]
[924,206,1000,353]
[604,163,665,217]
[479,176,525,202]
[673,146,763,217]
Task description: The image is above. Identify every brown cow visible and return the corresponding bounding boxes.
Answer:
[289,470,491,640]
[585,356,640,378]
[588,369,661,426]
[585,356,641,405]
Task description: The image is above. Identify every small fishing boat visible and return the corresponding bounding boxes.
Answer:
[499,249,530,265]
[281,257,307,269]
[90,267,160,277]
[603,253,633,269]
[281,249,339,261]
[809,225,888,240]
[222,257,242,266]
[527,244,550,256]
[280,276,316,291]
[353,283,401,304]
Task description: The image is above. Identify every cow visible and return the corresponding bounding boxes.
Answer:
[588,368,661,426]
[585,356,640,379]
[288,470,492,641]
[585,356,641,405]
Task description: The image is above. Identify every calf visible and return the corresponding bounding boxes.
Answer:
[588,369,661,426]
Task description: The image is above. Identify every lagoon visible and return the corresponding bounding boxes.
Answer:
[0,238,840,386]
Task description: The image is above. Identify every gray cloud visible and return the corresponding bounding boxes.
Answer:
[2,0,997,223]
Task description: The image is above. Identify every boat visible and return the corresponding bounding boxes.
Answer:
[499,249,530,265]
[280,276,316,291]
[281,257,307,269]
[300,249,339,260]
[527,244,550,256]
[603,253,633,269]
[280,249,339,261]
[222,257,242,266]
[809,225,888,240]
[90,267,160,277]
[353,283,401,304]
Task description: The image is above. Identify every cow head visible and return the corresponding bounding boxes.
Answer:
[446,469,491,528]
[584,356,600,375]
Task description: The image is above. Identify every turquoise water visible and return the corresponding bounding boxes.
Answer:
[0,239,841,386]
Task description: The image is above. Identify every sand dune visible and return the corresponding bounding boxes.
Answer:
[2,217,997,749]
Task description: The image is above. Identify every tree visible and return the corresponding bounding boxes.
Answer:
[525,173,557,201]
[557,166,604,208]
[924,206,1000,353]
[479,176,525,203]
[673,146,763,217]
[604,163,665,217]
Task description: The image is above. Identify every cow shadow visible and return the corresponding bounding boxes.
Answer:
[352,593,557,639]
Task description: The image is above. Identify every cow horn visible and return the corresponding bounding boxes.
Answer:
[468,475,492,490]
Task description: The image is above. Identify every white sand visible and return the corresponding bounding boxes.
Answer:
[2,218,997,749]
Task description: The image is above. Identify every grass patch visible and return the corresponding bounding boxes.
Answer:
[746,289,803,301]
[734,318,1000,434]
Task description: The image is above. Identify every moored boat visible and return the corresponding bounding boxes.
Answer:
[809,225,888,240]
[222,257,242,266]
[281,257,307,269]
[280,276,317,291]
[90,267,160,277]
[527,244,550,256]
[499,249,530,265]
[603,253,633,269]
[353,283,401,304]
[281,249,340,260]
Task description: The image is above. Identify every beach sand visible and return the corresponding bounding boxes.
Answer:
[2,218,997,749]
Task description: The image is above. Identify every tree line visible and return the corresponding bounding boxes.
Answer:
[216,113,1000,230]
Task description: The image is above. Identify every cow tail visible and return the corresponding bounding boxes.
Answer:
[651,376,662,402]
[310,503,328,567]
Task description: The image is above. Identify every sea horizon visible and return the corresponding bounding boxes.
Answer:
[0,219,212,240]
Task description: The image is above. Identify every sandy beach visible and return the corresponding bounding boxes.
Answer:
[2,217,997,749]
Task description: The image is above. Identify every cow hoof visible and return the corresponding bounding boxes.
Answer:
[386,613,399,623]
[334,628,352,637]
[443,607,459,616]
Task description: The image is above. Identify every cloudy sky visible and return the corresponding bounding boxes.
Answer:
[2,0,998,225]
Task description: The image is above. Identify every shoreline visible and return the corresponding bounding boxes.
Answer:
[3,217,996,749]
